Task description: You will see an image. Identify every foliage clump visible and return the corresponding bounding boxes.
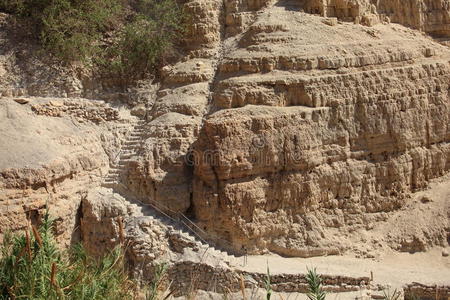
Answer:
[306,268,326,300]
[105,0,185,80]
[0,213,134,300]
[0,0,185,80]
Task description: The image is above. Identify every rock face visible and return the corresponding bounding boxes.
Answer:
[0,97,136,245]
[116,0,450,257]
[0,0,449,265]
[122,0,223,212]
[190,1,450,255]
[303,0,450,37]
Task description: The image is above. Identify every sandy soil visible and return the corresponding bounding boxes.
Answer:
[231,175,450,289]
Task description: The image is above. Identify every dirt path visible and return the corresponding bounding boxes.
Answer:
[235,248,449,288]
[232,176,450,289]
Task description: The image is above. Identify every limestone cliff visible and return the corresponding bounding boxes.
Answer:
[303,0,450,37]
[121,0,450,257]
[0,0,449,262]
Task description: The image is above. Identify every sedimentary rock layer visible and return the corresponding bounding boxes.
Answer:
[303,0,450,37]
[190,2,450,255]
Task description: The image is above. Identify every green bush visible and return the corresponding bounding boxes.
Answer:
[102,0,185,80]
[0,0,122,61]
[0,0,185,80]
[39,0,122,62]
[0,213,135,300]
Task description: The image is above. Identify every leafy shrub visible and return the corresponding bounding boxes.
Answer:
[39,0,123,62]
[0,0,185,80]
[0,0,27,15]
[102,0,185,80]
[0,0,122,61]
[0,213,134,300]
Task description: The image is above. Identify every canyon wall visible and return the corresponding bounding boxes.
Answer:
[1,0,449,261]
[303,0,450,36]
[123,0,223,212]
[123,0,450,256]
[0,98,136,245]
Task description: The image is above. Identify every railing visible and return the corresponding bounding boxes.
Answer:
[103,114,248,263]
[132,196,246,258]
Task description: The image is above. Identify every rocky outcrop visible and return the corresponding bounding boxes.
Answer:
[112,0,450,258]
[2,0,449,266]
[0,97,136,245]
[404,283,450,300]
[224,0,274,36]
[190,3,450,255]
[92,0,450,258]
[80,188,239,281]
[303,0,450,36]
[121,0,224,212]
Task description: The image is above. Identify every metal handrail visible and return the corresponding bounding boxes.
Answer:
[133,196,243,257]
[103,115,246,261]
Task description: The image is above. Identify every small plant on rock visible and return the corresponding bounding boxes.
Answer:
[146,262,170,300]
[264,265,272,300]
[382,288,402,300]
[306,268,326,300]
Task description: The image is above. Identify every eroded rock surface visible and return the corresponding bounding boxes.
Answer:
[303,0,450,37]
[0,0,449,290]
[0,97,137,245]
[190,1,450,255]
[107,0,450,258]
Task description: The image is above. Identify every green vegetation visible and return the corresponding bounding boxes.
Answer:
[0,212,134,300]
[264,265,272,300]
[0,0,186,81]
[383,288,402,300]
[306,268,326,300]
[145,263,170,300]
[105,0,185,80]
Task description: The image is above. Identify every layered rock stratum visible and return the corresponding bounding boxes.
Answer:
[122,0,450,257]
[0,0,449,297]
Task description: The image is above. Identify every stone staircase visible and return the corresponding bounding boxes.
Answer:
[127,197,241,266]
[99,117,241,266]
[103,119,147,188]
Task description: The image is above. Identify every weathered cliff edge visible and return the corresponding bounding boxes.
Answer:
[124,0,450,256]
[0,0,449,260]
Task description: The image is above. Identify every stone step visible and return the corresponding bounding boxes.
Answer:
[105,177,119,182]
[118,160,132,166]
[102,182,117,188]
[120,153,134,159]
[106,169,120,174]
[122,145,137,150]
[128,201,238,259]
[127,138,141,142]
[120,151,134,156]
